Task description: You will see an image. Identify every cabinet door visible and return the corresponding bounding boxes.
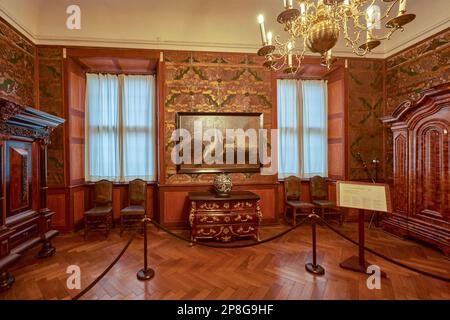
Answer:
[414,119,450,225]
[6,141,33,218]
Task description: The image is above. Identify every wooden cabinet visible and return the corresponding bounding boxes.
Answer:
[382,83,450,256]
[0,98,64,291]
[188,191,262,242]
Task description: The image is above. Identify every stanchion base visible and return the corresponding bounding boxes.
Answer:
[340,256,387,278]
[137,268,155,281]
[305,263,325,275]
[0,273,15,292]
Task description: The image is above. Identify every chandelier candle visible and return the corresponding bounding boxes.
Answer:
[258,14,267,45]
[366,6,375,40]
[287,42,293,67]
[267,32,273,46]
[283,0,294,9]
[399,0,407,14]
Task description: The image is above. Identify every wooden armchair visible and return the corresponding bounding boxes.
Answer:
[120,179,147,236]
[309,176,343,225]
[84,180,113,239]
[284,176,315,226]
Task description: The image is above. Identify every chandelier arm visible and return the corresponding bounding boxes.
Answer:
[369,27,398,41]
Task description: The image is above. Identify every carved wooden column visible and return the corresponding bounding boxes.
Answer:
[39,140,50,213]
[37,137,57,258]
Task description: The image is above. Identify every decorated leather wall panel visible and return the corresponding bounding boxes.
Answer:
[347,58,385,180]
[0,18,35,107]
[37,47,65,187]
[386,29,450,114]
[163,51,275,185]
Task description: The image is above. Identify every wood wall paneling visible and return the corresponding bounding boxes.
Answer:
[72,188,85,226]
[66,57,86,186]
[327,68,346,180]
[47,191,67,230]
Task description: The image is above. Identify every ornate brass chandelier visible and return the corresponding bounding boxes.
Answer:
[256,0,415,73]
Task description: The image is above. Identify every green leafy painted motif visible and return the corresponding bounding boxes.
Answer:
[232,69,246,81]
[40,85,53,98]
[9,53,23,64]
[247,68,262,81]
[203,93,219,108]
[349,72,363,86]
[424,38,448,53]
[400,67,418,76]
[46,65,61,78]
[221,94,236,107]
[174,67,190,80]
[192,67,208,80]
[258,94,272,108]
[211,57,228,64]
[166,92,181,106]
[0,79,14,92]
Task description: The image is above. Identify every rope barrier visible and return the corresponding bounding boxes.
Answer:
[317,216,450,283]
[149,217,310,249]
[72,226,140,300]
[72,214,449,300]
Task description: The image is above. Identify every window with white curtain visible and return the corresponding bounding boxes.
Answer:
[85,73,156,182]
[277,79,328,179]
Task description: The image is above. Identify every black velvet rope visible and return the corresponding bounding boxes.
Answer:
[317,217,450,283]
[72,227,140,300]
[72,215,449,300]
[149,217,310,249]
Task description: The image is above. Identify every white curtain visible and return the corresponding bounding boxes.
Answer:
[301,80,328,178]
[85,74,120,181]
[85,73,156,182]
[122,75,156,181]
[277,79,301,179]
[277,79,328,179]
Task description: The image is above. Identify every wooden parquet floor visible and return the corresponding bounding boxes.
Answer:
[1,222,449,300]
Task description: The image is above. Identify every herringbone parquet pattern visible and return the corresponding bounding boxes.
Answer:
[1,223,449,300]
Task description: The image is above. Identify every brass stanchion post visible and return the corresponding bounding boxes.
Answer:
[305,212,325,275]
[137,215,155,281]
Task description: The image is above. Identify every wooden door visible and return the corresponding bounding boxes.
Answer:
[412,108,450,226]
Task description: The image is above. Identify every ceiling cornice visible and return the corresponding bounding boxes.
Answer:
[0,5,447,59]
[0,3,36,42]
[384,18,450,58]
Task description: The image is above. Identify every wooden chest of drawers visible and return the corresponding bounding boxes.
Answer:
[188,191,262,243]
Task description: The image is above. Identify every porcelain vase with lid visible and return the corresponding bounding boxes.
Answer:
[213,173,233,197]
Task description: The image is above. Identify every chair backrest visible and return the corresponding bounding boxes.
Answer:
[128,179,147,206]
[310,176,328,200]
[94,180,113,206]
[284,176,301,202]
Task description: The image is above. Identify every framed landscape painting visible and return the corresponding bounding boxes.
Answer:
[175,112,263,173]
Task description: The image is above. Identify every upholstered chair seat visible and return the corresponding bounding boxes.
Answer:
[120,179,147,236]
[84,180,114,239]
[120,206,145,215]
[309,176,343,225]
[284,176,315,226]
[311,199,336,208]
[85,206,113,216]
[286,201,316,209]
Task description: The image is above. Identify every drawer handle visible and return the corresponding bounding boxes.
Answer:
[200,216,220,223]
[198,228,217,236]
[234,214,253,222]
[235,226,255,234]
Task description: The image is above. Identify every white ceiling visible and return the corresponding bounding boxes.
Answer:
[0,0,449,58]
